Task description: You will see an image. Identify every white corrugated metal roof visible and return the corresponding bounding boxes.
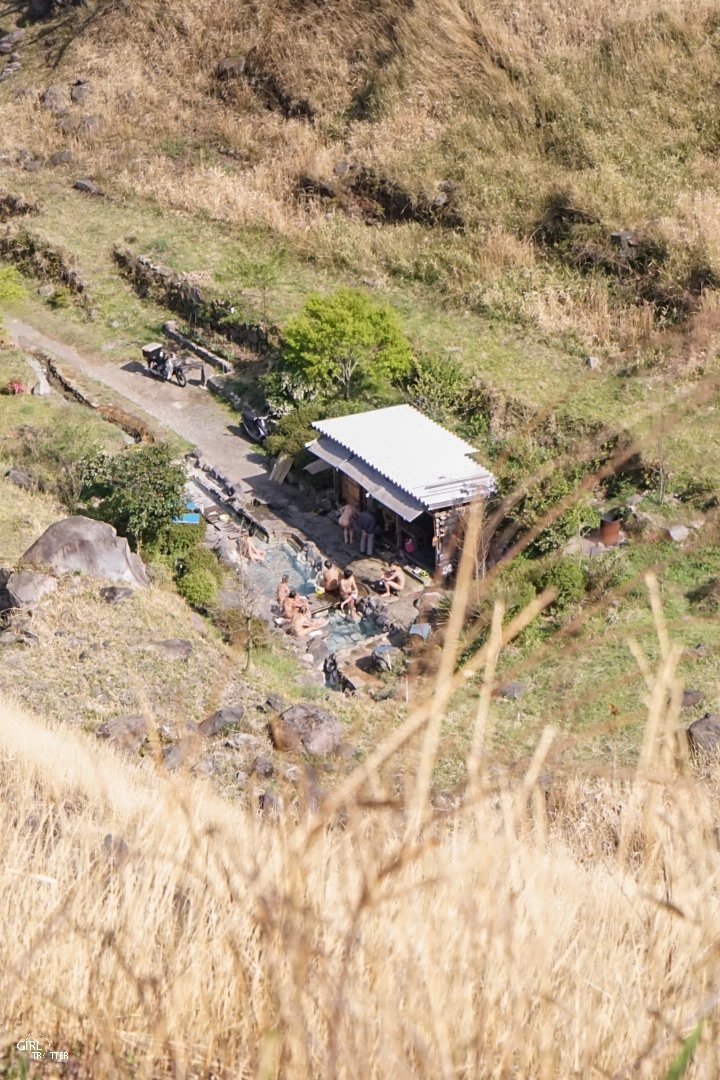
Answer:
[307,436,425,521]
[310,405,495,511]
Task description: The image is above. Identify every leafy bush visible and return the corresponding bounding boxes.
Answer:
[173,547,222,609]
[496,439,601,554]
[535,557,586,611]
[175,545,222,582]
[406,353,468,423]
[147,519,223,610]
[149,521,206,561]
[265,401,324,458]
[81,444,187,549]
[493,559,539,616]
[264,396,375,459]
[581,550,630,598]
[176,568,218,609]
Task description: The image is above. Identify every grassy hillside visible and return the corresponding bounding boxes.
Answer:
[4,0,720,341]
[2,0,720,491]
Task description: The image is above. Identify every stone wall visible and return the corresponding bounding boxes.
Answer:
[38,352,156,443]
[0,189,38,223]
[113,246,278,356]
[0,227,92,312]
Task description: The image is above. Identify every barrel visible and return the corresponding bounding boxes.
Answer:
[600,514,621,547]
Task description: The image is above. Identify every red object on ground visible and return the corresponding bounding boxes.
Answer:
[5,379,28,394]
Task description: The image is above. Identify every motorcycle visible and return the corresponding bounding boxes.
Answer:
[241,404,276,444]
[141,343,187,388]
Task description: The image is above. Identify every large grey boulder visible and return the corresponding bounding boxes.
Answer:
[306,635,329,668]
[21,517,149,587]
[41,83,69,112]
[150,638,193,661]
[70,81,91,104]
[199,705,245,737]
[96,714,148,753]
[5,467,34,490]
[1,570,57,610]
[270,703,343,757]
[687,714,720,758]
[99,585,134,604]
[163,736,201,771]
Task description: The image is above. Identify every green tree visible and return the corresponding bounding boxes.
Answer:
[282,287,413,400]
[81,444,187,549]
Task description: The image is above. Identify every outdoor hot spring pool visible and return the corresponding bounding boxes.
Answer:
[239,538,380,655]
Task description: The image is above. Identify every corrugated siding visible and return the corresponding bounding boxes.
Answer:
[310,405,495,509]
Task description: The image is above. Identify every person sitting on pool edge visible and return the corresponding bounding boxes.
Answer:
[377,560,406,598]
[281,590,309,620]
[317,559,341,594]
[239,533,265,563]
[276,573,291,607]
[338,567,359,619]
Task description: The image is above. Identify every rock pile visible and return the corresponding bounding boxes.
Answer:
[0,28,24,83]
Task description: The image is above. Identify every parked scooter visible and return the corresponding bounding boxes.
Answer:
[241,404,276,444]
[141,343,187,388]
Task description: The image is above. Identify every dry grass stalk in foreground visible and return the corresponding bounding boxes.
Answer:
[1,558,720,1079]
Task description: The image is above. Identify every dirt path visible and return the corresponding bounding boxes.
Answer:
[6,316,271,496]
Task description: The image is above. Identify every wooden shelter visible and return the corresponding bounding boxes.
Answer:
[306,405,496,574]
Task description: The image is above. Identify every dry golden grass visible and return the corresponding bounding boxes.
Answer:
[3,552,720,1078]
[0,474,65,565]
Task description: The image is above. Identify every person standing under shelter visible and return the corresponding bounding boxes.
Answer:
[357,505,377,556]
[338,502,357,545]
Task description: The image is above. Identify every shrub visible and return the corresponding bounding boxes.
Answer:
[175,545,222,582]
[176,568,218,610]
[0,266,26,335]
[211,605,271,648]
[149,523,222,610]
[496,439,601,554]
[534,557,586,611]
[406,353,468,423]
[581,550,629,598]
[15,421,104,509]
[494,559,539,616]
[150,521,207,561]
[265,401,324,458]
